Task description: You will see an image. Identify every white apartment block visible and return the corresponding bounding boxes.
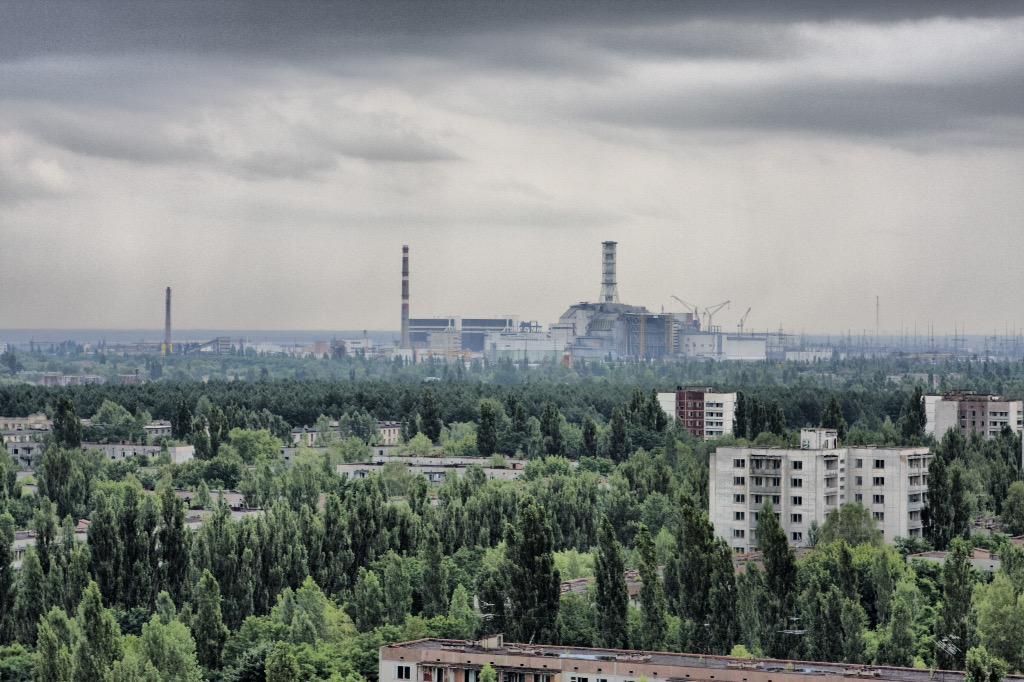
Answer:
[709,428,931,552]
[926,392,1023,440]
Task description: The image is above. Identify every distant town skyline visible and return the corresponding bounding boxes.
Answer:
[2,2,1023,334]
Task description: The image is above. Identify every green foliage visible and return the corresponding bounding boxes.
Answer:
[595,516,629,648]
[73,582,123,682]
[351,569,385,632]
[193,570,229,671]
[818,503,883,547]
[1002,481,1024,536]
[504,503,561,644]
[52,396,82,449]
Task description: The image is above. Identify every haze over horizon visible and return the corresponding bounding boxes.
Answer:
[2,1,1023,334]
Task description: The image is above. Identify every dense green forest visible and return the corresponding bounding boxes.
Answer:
[1,363,1024,681]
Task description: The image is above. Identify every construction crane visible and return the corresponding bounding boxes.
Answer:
[671,295,699,316]
[737,307,752,334]
[703,300,730,332]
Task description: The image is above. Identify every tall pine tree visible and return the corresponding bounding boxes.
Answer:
[595,516,629,648]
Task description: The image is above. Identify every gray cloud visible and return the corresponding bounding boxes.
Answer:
[0,2,1022,332]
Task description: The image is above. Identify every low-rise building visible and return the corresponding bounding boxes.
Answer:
[379,638,989,682]
[378,421,402,446]
[144,420,173,441]
[83,442,194,465]
[337,459,523,485]
[657,387,737,440]
[709,429,931,551]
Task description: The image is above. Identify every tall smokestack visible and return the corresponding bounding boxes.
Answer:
[600,241,619,303]
[400,245,411,349]
[163,287,172,356]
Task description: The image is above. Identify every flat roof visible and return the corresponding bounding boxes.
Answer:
[383,639,1009,682]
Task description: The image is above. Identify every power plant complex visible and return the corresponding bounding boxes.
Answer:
[398,240,780,364]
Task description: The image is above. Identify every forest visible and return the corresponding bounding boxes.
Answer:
[0,360,1023,681]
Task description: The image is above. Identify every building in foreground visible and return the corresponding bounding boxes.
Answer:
[709,429,931,552]
[657,387,737,440]
[925,391,1023,440]
[380,638,987,682]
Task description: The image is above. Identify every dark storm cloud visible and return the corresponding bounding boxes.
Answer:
[2,1,1023,331]
[584,76,1024,144]
[2,1,1022,64]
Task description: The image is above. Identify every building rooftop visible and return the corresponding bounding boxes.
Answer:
[382,639,1007,682]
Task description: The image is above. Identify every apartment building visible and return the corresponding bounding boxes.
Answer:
[657,387,737,440]
[709,429,931,552]
[925,391,1023,440]
[380,638,985,682]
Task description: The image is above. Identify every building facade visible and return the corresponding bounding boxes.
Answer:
[709,429,931,552]
[926,391,1023,440]
[380,638,985,682]
[657,387,737,440]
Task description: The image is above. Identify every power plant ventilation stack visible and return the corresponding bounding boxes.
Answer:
[400,245,411,349]
[600,241,619,303]
[163,287,173,356]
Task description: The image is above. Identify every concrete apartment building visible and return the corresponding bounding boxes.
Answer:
[709,429,931,552]
[657,387,737,440]
[925,391,1023,440]
[380,638,985,682]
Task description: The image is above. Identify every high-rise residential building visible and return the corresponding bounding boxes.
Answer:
[657,387,736,440]
[925,391,1023,440]
[709,429,931,552]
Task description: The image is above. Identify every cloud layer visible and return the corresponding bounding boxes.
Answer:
[1,2,1022,334]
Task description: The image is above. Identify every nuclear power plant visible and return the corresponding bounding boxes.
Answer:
[398,240,780,363]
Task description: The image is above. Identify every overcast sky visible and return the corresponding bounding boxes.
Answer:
[2,1,1022,335]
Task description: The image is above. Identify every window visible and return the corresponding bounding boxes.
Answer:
[733,529,745,538]
[398,667,412,680]
[753,476,763,486]
[734,459,746,468]
[791,513,803,523]
[792,532,803,542]
[873,511,885,521]
[791,496,803,506]
[855,458,863,468]
[792,460,803,470]
[874,459,885,469]
[791,478,803,487]
[734,477,745,486]
[734,493,746,503]
[855,476,863,486]
[855,493,863,503]
[754,494,763,504]
[734,511,745,521]
[772,495,781,505]
[873,477,885,486]
[873,494,885,504]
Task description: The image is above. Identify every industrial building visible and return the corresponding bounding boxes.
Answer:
[709,429,931,552]
[379,638,987,682]
[925,391,1023,440]
[657,387,737,440]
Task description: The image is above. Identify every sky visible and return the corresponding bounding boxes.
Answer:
[1,1,1023,335]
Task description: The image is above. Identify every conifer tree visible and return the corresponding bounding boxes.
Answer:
[193,570,229,671]
[351,568,385,631]
[595,516,629,648]
[158,485,189,602]
[53,396,82,449]
[505,503,560,644]
[35,606,74,682]
[937,539,975,670]
[636,524,667,651]
[448,583,481,639]
[478,400,499,457]
[12,549,46,644]
[73,582,123,682]
[0,513,15,643]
